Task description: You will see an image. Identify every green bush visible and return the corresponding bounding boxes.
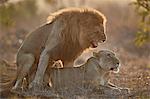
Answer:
[0,0,37,28]
[132,0,150,46]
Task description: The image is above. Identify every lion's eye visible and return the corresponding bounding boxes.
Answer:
[107,53,111,57]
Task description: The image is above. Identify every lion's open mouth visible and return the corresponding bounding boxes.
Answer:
[110,67,119,72]
[90,39,106,48]
[110,68,114,70]
[91,41,98,48]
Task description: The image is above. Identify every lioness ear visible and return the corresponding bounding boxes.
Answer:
[93,52,99,58]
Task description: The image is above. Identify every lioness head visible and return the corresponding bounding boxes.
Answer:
[93,50,120,73]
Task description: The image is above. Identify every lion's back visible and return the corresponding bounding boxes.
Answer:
[17,23,53,57]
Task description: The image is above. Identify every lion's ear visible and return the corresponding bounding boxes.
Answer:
[93,52,99,58]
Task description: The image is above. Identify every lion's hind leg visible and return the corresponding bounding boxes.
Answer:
[12,53,35,92]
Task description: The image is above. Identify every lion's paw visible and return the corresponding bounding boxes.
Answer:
[11,86,27,95]
[120,88,130,94]
[111,88,121,95]
[29,81,44,91]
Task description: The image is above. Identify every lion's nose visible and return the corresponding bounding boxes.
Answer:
[117,62,119,65]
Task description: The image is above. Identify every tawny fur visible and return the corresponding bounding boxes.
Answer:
[12,7,107,90]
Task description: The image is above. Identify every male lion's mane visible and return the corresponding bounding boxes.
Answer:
[46,7,106,44]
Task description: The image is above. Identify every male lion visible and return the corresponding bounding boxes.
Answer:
[12,7,107,91]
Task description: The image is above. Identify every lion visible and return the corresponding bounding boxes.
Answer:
[48,50,121,91]
[12,7,107,91]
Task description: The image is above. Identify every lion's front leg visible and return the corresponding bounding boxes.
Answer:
[106,82,130,94]
[29,50,50,91]
[28,55,58,97]
[29,32,59,91]
[106,82,121,91]
[95,76,121,94]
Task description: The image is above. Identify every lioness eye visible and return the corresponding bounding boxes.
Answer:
[107,53,111,57]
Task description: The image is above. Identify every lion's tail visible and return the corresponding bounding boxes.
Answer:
[0,59,17,94]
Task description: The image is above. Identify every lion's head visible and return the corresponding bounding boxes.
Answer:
[93,50,120,73]
[47,8,107,50]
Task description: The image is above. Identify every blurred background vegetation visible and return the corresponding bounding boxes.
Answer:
[0,0,36,27]
[0,0,149,98]
[131,0,150,46]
